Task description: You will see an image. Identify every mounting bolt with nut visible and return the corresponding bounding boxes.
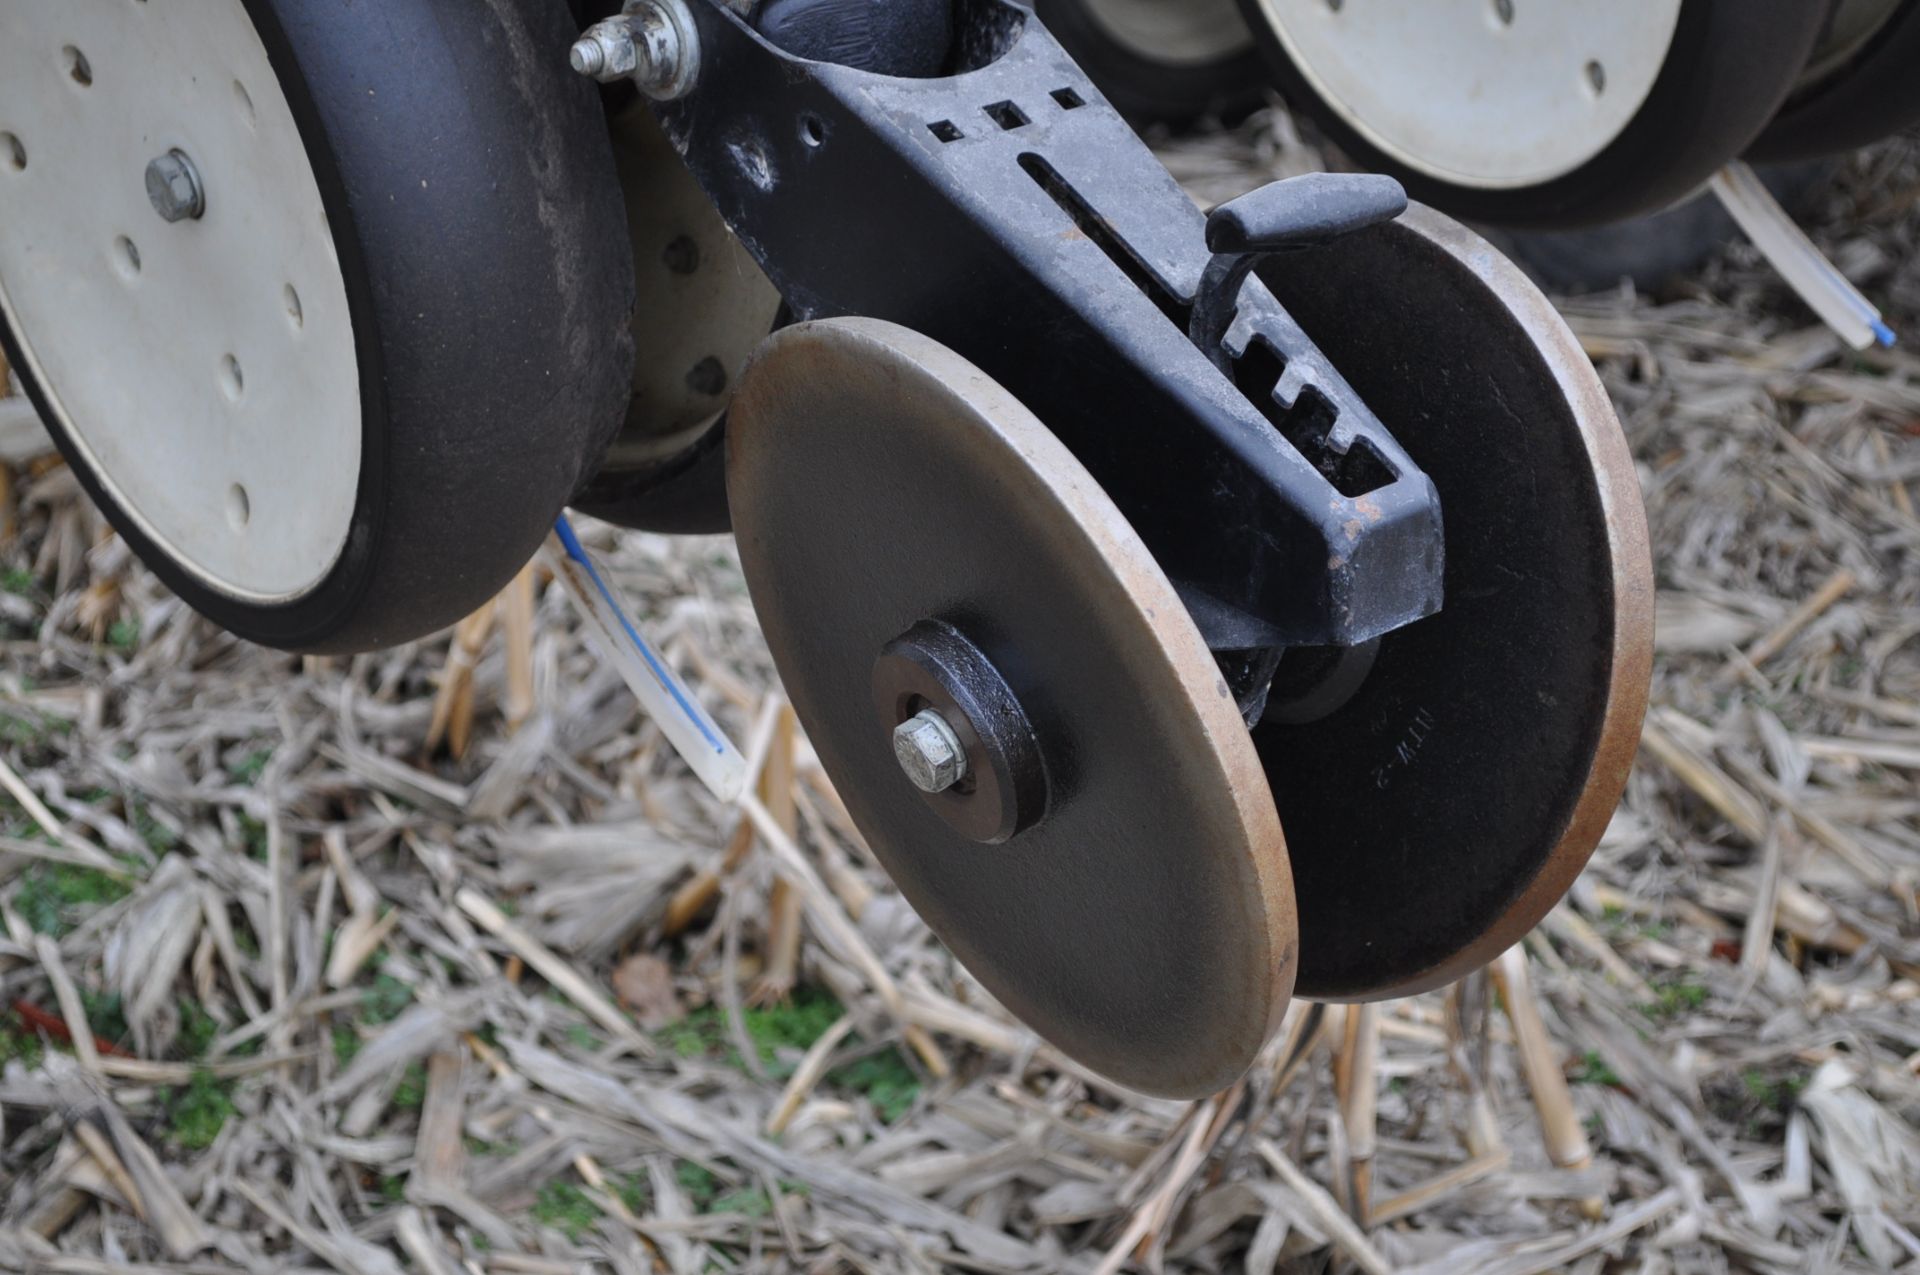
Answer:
[145,150,205,223]
[893,708,969,795]
[569,1,702,101]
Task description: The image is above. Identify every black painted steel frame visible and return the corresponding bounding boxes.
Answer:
[656,0,1446,655]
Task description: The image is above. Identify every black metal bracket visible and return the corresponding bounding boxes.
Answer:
[657,0,1445,651]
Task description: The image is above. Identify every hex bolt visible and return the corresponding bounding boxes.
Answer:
[145,150,205,223]
[569,2,701,100]
[893,708,970,795]
[569,18,640,81]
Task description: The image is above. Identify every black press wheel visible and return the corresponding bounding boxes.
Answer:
[1033,0,1268,128]
[1237,0,1829,229]
[1749,0,1920,162]
[0,0,634,653]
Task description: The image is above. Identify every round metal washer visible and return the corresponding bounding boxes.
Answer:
[1253,206,1654,1002]
[728,318,1296,1098]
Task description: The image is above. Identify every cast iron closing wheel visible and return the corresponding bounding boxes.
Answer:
[1237,0,1828,229]
[1032,0,1267,127]
[1253,207,1654,1001]
[0,0,633,653]
[728,318,1296,1099]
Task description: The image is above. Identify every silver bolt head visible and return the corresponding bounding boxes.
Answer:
[145,150,204,223]
[569,19,641,82]
[893,709,969,795]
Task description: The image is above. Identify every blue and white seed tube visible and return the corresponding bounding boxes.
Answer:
[550,517,748,802]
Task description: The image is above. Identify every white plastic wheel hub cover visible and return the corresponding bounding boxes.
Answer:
[1079,0,1255,66]
[1251,0,1683,189]
[0,0,361,603]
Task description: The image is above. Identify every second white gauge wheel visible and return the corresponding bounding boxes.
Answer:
[1236,0,1829,228]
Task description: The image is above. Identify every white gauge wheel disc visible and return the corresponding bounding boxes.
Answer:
[0,0,361,603]
[1078,0,1255,66]
[1251,0,1682,189]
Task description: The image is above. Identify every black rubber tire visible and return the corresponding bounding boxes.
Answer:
[1237,0,1829,229]
[1749,0,1920,162]
[1034,0,1267,128]
[1485,161,1836,294]
[573,419,735,536]
[0,0,634,654]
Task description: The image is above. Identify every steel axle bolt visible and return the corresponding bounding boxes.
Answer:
[145,150,205,223]
[569,19,639,81]
[893,709,969,795]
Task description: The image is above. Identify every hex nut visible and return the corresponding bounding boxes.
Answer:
[893,709,969,794]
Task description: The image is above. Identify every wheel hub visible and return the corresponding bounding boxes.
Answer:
[144,150,206,224]
[872,619,1050,845]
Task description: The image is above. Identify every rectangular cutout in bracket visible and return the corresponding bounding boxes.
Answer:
[1051,87,1086,110]
[929,119,965,143]
[985,100,1030,131]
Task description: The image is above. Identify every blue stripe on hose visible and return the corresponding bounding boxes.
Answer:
[555,516,728,755]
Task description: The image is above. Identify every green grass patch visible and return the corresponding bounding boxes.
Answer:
[1640,979,1710,1020]
[1742,1068,1808,1112]
[393,1062,427,1110]
[106,619,141,654]
[177,1000,220,1059]
[675,1160,721,1210]
[1570,1050,1622,1088]
[0,1022,45,1069]
[80,988,128,1048]
[660,986,842,1075]
[532,1179,602,1241]
[237,814,269,860]
[465,1135,519,1158]
[1703,1066,1809,1139]
[361,972,414,1024]
[163,1070,236,1149]
[228,748,272,786]
[333,1024,363,1069]
[711,1186,774,1218]
[660,986,921,1122]
[14,861,132,936]
[131,799,181,855]
[616,1174,650,1214]
[175,999,255,1060]
[828,1048,921,1124]
[0,707,74,753]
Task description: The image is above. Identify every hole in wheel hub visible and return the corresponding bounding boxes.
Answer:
[63,47,93,88]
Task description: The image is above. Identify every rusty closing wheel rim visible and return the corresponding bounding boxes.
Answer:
[1254,205,1654,1002]
[727,318,1296,1098]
